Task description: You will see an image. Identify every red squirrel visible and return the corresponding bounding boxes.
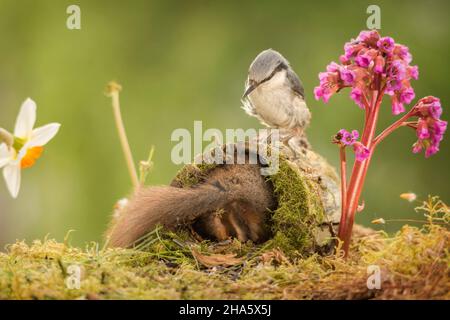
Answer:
[107,161,276,248]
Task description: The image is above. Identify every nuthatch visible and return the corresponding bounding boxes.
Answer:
[242,49,311,145]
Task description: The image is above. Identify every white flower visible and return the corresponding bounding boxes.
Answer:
[0,98,60,198]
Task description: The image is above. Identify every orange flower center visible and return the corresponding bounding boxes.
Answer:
[21,146,44,169]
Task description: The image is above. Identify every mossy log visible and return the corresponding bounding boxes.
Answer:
[169,140,341,256]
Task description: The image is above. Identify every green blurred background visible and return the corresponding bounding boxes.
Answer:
[0,0,448,248]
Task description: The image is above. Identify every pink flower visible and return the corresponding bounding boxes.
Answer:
[357,30,372,42]
[314,86,334,103]
[409,65,419,80]
[412,142,422,154]
[417,120,430,139]
[314,69,341,103]
[355,53,372,67]
[344,42,356,59]
[389,60,407,81]
[386,79,403,93]
[414,96,442,119]
[392,98,405,115]
[374,56,385,74]
[350,87,365,109]
[395,105,406,116]
[434,120,447,136]
[353,142,370,161]
[357,30,380,46]
[431,119,447,144]
[338,129,359,146]
[425,145,439,158]
[318,30,445,256]
[377,37,395,54]
[399,87,415,105]
[340,67,356,85]
[314,86,328,102]
[314,86,324,100]
[430,101,443,119]
[326,62,341,72]
[315,30,420,117]
[335,129,369,161]
[394,45,412,63]
[339,54,350,64]
[386,60,412,100]
[410,97,447,157]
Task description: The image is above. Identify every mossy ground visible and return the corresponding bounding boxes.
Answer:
[0,196,448,300]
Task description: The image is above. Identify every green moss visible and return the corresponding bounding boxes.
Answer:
[1,209,448,299]
[171,163,218,188]
[269,158,326,256]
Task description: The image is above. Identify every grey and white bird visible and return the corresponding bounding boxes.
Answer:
[242,49,311,145]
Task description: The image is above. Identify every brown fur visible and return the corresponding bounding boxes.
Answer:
[107,164,276,248]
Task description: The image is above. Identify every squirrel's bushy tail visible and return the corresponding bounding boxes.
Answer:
[107,184,233,248]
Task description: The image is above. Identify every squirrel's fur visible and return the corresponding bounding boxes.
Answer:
[107,163,276,248]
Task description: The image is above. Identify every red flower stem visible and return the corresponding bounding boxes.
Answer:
[351,92,384,203]
[338,146,348,236]
[339,85,385,256]
[373,112,413,147]
[362,94,371,122]
[339,118,377,254]
[338,132,367,244]
[338,96,371,240]
[356,112,412,217]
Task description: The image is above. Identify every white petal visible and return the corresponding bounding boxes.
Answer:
[28,123,61,147]
[14,98,37,139]
[3,163,21,198]
[17,145,28,160]
[0,143,13,168]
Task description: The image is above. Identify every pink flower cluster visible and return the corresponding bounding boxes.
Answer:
[321,29,446,256]
[335,129,370,161]
[411,96,447,157]
[314,30,419,115]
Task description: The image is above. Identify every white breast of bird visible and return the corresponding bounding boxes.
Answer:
[248,69,309,131]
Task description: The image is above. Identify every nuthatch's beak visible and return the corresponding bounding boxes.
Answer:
[242,84,256,99]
